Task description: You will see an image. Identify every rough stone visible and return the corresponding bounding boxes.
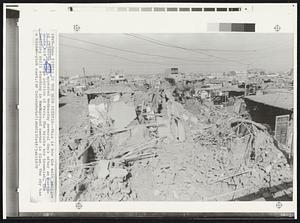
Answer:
[154,189,161,196]
[109,101,136,129]
[109,168,128,180]
[121,186,132,194]
[94,160,110,179]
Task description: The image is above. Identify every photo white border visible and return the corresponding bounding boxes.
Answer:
[3,6,7,219]
[11,3,297,216]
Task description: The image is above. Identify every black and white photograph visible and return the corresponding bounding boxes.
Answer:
[58,33,294,202]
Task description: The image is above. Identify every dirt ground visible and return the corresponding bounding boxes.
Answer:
[130,141,292,201]
[59,93,293,202]
[59,94,88,134]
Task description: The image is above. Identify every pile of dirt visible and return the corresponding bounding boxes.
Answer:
[128,99,292,201]
[59,90,292,202]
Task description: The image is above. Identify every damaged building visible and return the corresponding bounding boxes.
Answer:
[59,71,293,202]
[57,31,295,203]
[244,91,294,161]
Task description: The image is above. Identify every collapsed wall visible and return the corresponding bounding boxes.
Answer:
[59,88,292,201]
[190,99,292,200]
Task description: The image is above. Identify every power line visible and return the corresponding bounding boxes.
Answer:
[125,33,247,65]
[61,44,226,67]
[127,33,293,61]
[124,33,247,65]
[61,44,169,66]
[125,34,257,52]
[60,35,219,64]
[193,48,257,52]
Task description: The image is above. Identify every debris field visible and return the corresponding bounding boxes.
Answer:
[59,79,293,202]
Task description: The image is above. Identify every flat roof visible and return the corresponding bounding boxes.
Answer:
[245,92,293,110]
[198,86,222,91]
[263,88,293,94]
[85,85,132,94]
[222,87,245,92]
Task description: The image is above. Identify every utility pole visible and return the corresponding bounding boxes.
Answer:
[82,67,87,87]
[244,64,250,97]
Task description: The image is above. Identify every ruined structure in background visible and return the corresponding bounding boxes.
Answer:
[59,68,294,202]
[110,72,127,84]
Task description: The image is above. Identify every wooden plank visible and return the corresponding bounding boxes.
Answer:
[275,114,290,145]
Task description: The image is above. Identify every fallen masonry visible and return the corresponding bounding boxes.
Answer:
[59,83,293,202]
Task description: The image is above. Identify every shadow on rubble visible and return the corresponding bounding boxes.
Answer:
[273,140,293,165]
[59,103,67,108]
[232,181,293,201]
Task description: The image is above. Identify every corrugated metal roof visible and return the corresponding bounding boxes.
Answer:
[263,88,293,94]
[198,86,222,91]
[85,85,132,94]
[222,87,245,92]
[245,92,293,110]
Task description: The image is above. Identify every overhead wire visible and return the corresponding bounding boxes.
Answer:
[125,34,257,52]
[125,33,293,65]
[61,44,169,66]
[61,43,225,67]
[60,35,221,64]
[124,33,248,65]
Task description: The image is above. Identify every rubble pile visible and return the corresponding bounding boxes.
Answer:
[59,76,293,201]
[128,99,292,201]
[77,160,138,201]
[59,120,90,201]
[190,103,292,200]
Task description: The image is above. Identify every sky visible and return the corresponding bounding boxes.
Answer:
[59,33,294,77]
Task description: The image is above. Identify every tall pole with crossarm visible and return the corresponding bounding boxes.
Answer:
[82,67,87,87]
[244,64,250,96]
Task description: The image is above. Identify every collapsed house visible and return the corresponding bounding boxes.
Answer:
[244,91,294,161]
[222,86,245,98]
[59,78,293,202]
[244,92,293,130]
